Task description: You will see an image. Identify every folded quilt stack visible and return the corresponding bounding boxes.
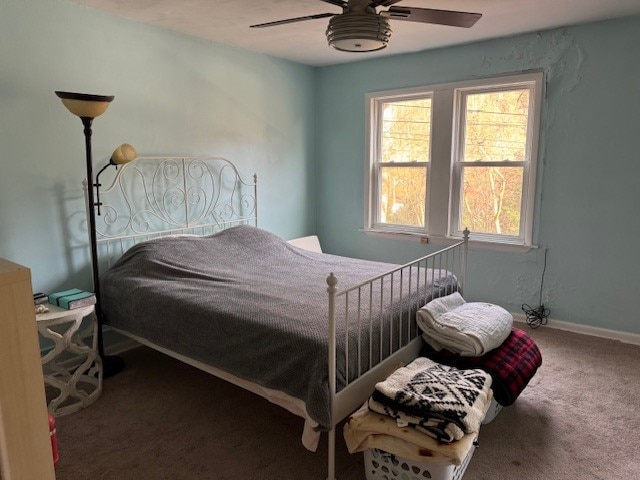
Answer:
[344,293,541,471]
[417,292,513,357]
[343,404,478,465]
[416,291,543,408]
[421,328,542,406]
[368,357,492,443]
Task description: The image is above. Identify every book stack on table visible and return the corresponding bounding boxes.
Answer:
[48,289,96,310]
[33,292,49,305]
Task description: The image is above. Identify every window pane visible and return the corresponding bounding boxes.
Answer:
[461,166,523,235]
[463,89,530,162]
[381,98,431,163]
[380,166,427,227]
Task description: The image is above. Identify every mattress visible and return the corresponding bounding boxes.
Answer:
[101,226,457,431]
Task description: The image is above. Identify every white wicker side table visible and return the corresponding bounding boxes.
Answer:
[36,304,103,416]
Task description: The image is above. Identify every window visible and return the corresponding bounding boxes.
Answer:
[365,72,543,247]
[377,96,431,231]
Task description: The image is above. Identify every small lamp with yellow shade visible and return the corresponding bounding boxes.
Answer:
[95,143,137,215]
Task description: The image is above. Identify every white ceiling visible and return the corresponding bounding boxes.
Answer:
[73,0,640,66]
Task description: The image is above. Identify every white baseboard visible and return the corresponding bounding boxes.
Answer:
[512,313,640,346]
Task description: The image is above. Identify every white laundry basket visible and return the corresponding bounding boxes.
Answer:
[481,397,503,424]
[363,442,476,480]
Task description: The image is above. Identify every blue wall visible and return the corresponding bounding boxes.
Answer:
[1,0,639,338]
[315,16,640,335]
[0,0,316,296]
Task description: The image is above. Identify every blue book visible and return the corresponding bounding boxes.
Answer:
[49,289,96,310]
[49,289,82,305]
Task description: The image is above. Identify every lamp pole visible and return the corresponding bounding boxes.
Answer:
[81,117,105,358]
[55,91,124,378]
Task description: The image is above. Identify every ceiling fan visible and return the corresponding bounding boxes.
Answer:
[250,0,482,53]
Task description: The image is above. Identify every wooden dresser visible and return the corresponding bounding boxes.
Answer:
[0,258,56,480]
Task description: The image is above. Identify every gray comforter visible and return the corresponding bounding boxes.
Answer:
[101,226,456,430]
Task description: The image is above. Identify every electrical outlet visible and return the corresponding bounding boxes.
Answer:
[420,236,429,244]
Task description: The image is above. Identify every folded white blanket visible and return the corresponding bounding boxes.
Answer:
[417,292,513,356]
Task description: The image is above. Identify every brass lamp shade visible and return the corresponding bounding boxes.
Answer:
[111,143,137,165]
[55,91,114,118]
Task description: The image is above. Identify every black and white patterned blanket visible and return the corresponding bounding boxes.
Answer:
[368,357,492,442]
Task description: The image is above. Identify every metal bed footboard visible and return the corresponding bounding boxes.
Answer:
[325,231,470,480]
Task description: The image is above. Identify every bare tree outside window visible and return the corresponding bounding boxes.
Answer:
[378,98,430,227]
[460,89,530,235]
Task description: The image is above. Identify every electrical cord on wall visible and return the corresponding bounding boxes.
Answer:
[521,248,550,328]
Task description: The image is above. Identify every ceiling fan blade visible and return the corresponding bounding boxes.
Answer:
[381,6,482,28]
[370,0,404,8]
[318,0,348,8]
[250,12,335,29]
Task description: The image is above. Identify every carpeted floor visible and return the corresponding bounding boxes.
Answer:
[53,326,640,479]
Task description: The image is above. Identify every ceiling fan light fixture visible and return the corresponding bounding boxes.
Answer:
[326,12,391,52]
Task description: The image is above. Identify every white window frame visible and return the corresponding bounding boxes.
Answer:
[364,71,544,249]
[369,91,433,235]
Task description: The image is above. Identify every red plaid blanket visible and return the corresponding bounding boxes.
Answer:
[421,328,542,406]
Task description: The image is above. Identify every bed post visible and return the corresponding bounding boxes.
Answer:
[182,158,190,230]
[253,173,258,227]
[326,272,338,480]
[461,228,470,296]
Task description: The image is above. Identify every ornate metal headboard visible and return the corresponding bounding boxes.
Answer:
[89,156,257,267]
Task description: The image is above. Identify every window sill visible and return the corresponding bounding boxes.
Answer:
[360,228,536,253]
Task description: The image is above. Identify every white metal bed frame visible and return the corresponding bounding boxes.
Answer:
[90,156,469,480]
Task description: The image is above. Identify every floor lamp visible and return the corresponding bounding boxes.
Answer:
[55,91,124,378]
